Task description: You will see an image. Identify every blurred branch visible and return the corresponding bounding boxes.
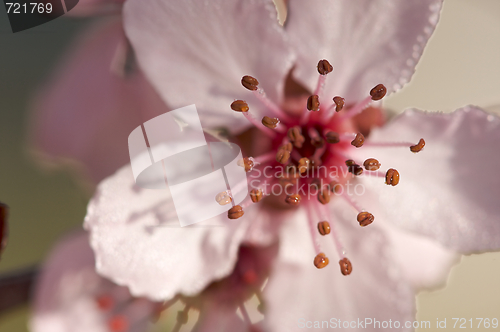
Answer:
[0,266,38,316]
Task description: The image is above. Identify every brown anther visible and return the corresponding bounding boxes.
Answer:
[370,84,387,101]
[238,157,254,172]
[325,131,340,144]
[287,126,305,148]
[307,95,320,112]
[410,138,426,153]
[339,258,352,275]
[215,191,232,205]
[250,189,263,203]
[318,189,330,205]
[385,168,400,186]
[285,194,301,206]
[351,133,365,148]
[346,160,363,176]
[332,96,345,112]
[262,116,280,129]
[280,142,293,152]
[311,136,325,148]
[363,158,381,171]
[298,157,310,174]
[314,253,329,269]
[228,205,244,219]
[357,212,374,227]
[241,75,259,91]
[317,221,331,235]
[230,100,249,112]
[275,149,290,164]
[317,59,333,75]
[329,181,342,194]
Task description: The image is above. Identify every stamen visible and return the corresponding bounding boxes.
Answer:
[314,253,329,269]
[250,189,263,203]
[242,112,276,138]
[345,159,363,176]
[363,158,381,171]
[317,59,333,75]
[307,95,320,112]
[252,151,276,165]
[339,257,353,276]
[317,221,331,235]
[317,201,346,259]
[357,212,374,227]
[385,168,400,186]
[370,83,387,101]
[329,181,342,194]
[275,149,291,164]
[228,205,244,219]
[231,100,249,112]
[308,128,324,148]
[325,131,340,144]
[215,191,232,206]
[108,315,129,332]
[241,75,259,91]
[287,126,305,148]
[261,116,280,129]
[280,142,293,152]
[318,189,330,205]
[351,133,365,148]
[171,304,190,332]
[332,96,345,112]
[285,194,301,206]
[298,157,311,174]
[410,138,426,153]
[238,157,255,172]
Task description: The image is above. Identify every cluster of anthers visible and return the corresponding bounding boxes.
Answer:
[220,59,425,276]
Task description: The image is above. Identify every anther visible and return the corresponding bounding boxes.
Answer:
[370,84,387,101]
[333,96,345,112]
[357,212,374,227]
[250,189,263,203]
[311,136,324,148]
[215,191,232,205]
[307,95,320,112]
[287,126,305,148]
[228,205,244,219]
[410,138,426,153]
[275,149,290,164]
[318,189,330,205]
[351,133,365,148]
[262,116,280,129]
[385,168,400,186]
[108,315,129,332]
[339,258,353,275]
[317,59,333,75]
[317,221,331,235]
[326,132,340,144]
[230,100,249,112]
[285,194,301,206]
[363,158,381,171]
[280,142,293,152]
[298,157,310,174]
[346,160,363,176]
[314,253,329,269]
[241,75,259,91]
[238,157,254,172]
[329,181,341,194]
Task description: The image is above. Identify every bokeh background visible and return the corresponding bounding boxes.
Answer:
[0,0,499,330]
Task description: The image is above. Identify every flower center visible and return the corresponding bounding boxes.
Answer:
[227,59,425,276]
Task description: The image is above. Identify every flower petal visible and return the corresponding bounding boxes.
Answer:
[352,106,500,253]
[30,231,158,332]
[123,0,294,133]
[84,165,259,301]
[285,0,443,102]
[262,204,415,331]
[29,20,168,184]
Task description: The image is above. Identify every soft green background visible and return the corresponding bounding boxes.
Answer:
[0,0,499,331]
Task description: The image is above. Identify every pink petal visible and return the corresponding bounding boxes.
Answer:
[262,205,415,331]
[285,0,443,102]
[352,106,500,253]
[30,231,158,332]
[29,20,168,184]
[84,165,265,300]
[123,0,294,133]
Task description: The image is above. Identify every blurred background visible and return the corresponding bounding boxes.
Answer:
[0,0,499,331]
